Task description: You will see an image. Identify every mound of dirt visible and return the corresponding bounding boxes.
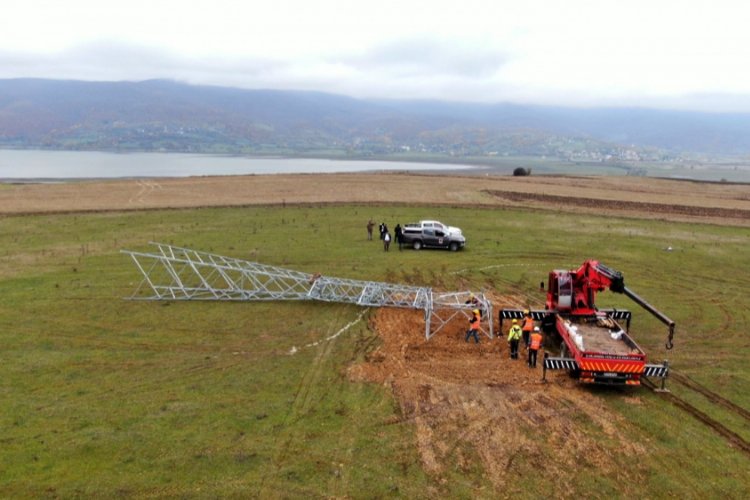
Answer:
[349,304,648,492]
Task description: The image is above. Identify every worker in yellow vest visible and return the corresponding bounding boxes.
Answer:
[528,326,543,368]
[508,319,523,359]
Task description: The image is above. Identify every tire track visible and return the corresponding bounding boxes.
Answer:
[256,307,350,497]
[128,179,162,204]
[669,371,750,422]
[642,378,750,456]
[326,315,379,497]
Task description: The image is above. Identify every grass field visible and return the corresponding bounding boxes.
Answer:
[1,203,748,498]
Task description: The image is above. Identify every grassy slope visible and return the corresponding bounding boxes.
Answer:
[0,204,748,497]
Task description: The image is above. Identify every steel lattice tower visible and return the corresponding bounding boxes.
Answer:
[123,243,493,340]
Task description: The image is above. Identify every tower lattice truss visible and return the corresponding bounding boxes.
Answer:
[122,243,494,340]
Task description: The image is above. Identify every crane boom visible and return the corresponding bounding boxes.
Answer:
[547,259,675,349]
[622,286,676,349]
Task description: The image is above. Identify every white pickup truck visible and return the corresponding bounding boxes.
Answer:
[400,220,466,251]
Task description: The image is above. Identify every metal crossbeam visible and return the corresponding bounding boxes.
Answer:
[123,243,493,339]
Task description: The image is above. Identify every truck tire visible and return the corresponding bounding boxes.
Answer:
[413,240,422,250]
[449,242,459,252]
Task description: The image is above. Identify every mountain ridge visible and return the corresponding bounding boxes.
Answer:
[1,78,749,158]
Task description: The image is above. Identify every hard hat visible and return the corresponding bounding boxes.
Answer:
[524,309,530,315]
[512,319,518,324]
[534,326,540,332]
[473,309,480,315]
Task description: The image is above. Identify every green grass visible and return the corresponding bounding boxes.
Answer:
[0,204,748,497]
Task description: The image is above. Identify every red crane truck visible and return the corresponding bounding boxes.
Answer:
[500,260,674,387]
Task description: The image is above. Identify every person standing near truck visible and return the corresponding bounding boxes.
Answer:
[522,310,534,350]
[528,326,543,368]
[394,224,403,251]
[465,309,481,344]
[508,319,522,359]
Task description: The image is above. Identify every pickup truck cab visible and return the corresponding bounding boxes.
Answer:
[401,220,466,251]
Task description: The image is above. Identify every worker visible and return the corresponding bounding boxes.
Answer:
[522,309,534,350]
[465,293,482,318]
[394,223,404,250]
[507,318,522,359]
[528,326,543,368]
[465,309,481,344]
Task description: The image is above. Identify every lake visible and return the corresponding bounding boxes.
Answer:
[0,149,475,180]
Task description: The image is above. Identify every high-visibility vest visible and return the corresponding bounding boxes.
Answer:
[530,332,543,350]
[508,325,522,341]
[470,315,480,330]
[522,316,534,332]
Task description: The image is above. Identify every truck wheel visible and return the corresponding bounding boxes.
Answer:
[413,240,422,250]
[449,242,459,252]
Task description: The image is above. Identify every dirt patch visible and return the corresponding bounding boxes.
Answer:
[349,304,648,491]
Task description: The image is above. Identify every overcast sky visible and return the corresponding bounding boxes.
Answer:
[2,0,750,111]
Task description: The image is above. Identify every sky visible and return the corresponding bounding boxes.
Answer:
[2,0,750,111]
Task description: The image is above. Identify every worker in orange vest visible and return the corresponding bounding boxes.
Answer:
[528,326,543,368]
[465,309,481,344]
[522,310,535,350]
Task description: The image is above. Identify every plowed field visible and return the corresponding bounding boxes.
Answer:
[2,172,748,226]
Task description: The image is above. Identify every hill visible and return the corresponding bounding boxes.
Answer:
[2,79,750,159]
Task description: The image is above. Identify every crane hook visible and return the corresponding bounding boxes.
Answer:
[665,326,675,350]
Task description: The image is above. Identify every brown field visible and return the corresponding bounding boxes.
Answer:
[2,173,749,226]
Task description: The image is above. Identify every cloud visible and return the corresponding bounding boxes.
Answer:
[0,42,286,83]
[0,40,513,102]
[340,38,509,79]
[1,37,750,112]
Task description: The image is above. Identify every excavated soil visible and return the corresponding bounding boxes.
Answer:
[349,298,648,491]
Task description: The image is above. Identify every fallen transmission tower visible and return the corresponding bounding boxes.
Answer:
[122,243,494,340]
